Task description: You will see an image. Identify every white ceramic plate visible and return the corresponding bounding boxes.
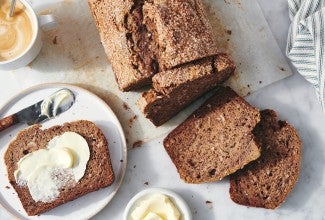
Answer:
[0,83,127,220]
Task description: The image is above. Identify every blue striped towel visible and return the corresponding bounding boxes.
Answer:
[287,0,325,109]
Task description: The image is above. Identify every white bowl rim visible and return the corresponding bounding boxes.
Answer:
[123,187,193,220]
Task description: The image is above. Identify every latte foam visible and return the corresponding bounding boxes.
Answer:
[0,0,33,62]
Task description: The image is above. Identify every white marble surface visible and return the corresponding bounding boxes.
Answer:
[1,0,325,219]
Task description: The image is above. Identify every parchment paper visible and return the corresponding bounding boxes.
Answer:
[2,0,292,149]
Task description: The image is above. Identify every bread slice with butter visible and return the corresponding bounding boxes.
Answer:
[4,120,114,216]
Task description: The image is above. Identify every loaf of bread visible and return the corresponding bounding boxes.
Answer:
[4,120,114,216]
[88,0,218,91]
[137,53,235,126]
[229,110,302,209]
[163,87,261,183]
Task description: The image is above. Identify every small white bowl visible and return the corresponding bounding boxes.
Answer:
[123,188,192,220]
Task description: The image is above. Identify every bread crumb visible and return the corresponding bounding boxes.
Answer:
[5,186,10,189]
[122,102,130,110]
[206,200,213,209]
[226,30,232,35]
[133,140,144,148]
[133,165,136,168]
[52,36,58,45]
[279,66,285,71]
[120,159,124,162]
[144,181,149,185]
[128,115,138,127]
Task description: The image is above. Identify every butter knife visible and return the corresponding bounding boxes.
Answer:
[0,89,75,132]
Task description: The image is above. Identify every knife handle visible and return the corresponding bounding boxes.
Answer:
[0,114,18,132]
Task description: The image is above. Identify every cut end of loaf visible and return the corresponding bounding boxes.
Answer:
[138,53,235,126]
[229,110,302,209]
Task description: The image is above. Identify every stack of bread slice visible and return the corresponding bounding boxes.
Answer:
[163,86,302,209]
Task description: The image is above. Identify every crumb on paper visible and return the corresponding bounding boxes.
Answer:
[133,140,144,148]
[144,181,149,186]
[128,115,138,127]
[247,84,250,88]
[279,66,286,71]
[5,186,10,189]
[120,159,124,163]
[123,102,130,110]
[133,165,136,168]
[259,81,262,84]
[226,29,232,35]
[206,200,213,209]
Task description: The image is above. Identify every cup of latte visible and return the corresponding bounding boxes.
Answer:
[0,0,56,70]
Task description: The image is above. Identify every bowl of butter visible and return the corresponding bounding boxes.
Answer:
[124,188,192,220]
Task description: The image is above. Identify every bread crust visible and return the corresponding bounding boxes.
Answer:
[4,120,114,216]
[143,0,218,70]
[229,110,302,209]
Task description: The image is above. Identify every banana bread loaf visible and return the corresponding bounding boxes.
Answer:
[88,0,218,91]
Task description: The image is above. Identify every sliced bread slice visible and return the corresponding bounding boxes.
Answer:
[163,86,260,183]
[4,120,114,216]
[137,53,235,126]
[229,110,302,209]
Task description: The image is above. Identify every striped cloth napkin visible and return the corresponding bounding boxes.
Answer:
[287,0,325,109]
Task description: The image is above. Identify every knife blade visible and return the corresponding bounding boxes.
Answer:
[0,89,75,132]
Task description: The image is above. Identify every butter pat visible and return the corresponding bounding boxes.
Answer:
[130,193,181,220]
[14,132,90,203]
[143,212,164,220]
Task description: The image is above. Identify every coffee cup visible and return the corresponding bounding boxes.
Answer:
[0,0,56,70]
